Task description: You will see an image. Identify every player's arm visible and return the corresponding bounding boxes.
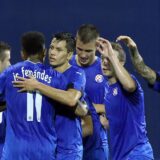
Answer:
[74,100,89,117]
[13,76,81,107]
[116,35,156,85]
[93,103,108,129]
[93,103,105,114]
[81,115,93,137]
[97,37,136,92]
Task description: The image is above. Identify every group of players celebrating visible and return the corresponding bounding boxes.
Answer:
[0,24,159,160]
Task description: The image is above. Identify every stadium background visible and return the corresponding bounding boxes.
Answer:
[0,0,160,159]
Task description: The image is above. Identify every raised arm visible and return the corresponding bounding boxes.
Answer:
[116,35,156,85]
[97,37,136,92]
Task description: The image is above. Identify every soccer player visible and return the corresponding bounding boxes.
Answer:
[0,41,11,158]
[97,37,154,160]
[13,32,91,160]
[116,35,160,92]
[70,24,109,160]
[48,32,86,160]
[0,31,68,160]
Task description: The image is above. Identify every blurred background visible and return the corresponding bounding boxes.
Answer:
[0,0,159,159]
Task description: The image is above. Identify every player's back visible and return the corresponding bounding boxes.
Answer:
[0,60,66,160]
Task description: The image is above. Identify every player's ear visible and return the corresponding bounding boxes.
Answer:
[21,50,28,60]
[67,51,73,61]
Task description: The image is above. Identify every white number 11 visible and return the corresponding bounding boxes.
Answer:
[0,112,2,124]
[27,91,42,122]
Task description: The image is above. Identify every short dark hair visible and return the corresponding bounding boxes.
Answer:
[77,24,99,43]
[21,31,45,55]
[53,32,76,53]
[0,41,11,61]
[111,42,126,62]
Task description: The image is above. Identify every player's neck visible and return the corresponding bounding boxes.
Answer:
[54,62,71,73]
[108,76,117,85]
[27,55,43,63]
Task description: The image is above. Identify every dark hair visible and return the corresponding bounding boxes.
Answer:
[21,31,45,55]
[77,24,99,43]
[53,32,76,53]
[0,41,11,60]
[111,42,126,62]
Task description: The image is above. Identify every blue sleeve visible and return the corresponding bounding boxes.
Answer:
[123,74,144,105]
[151,71,160,92]
[68,69,86,93]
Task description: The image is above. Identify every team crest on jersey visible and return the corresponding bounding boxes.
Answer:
[113,87,118,96]
[95,74,104,83]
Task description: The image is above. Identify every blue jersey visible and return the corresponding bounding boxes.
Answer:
[151,71,160,92]
[70,56,108,148]
[55,66,86,153]
[104,75,153,160]
[82,95,103,151]
[70,55,106,104]
[0,111,6,158]
[0,60,67,160]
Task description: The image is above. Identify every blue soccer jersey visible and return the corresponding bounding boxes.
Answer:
[0,60,67,160]
[104,75,154,160]
[82,95,106,160]
[55,66,86,157]
[151,71,160,92]
[70,55,109,159]
[71,55,106,104]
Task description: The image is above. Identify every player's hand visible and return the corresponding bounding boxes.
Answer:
[99,114,109,130]
[12,76,38,92]
[116,35,137,49]
[96,37,114,58]
[75,100,88,117]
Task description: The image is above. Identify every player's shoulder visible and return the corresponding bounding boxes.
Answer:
[127,74,144,95]
[70,65,85,74]
[130,74,141,87]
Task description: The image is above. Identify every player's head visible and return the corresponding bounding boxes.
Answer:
[0,41,11,73]
[21,31,46,61]
[101,42,126,78]
[49,32,75,68]
[76,24,99,66]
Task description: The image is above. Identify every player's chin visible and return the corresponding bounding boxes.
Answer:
[102,69,111,76]
[79,61,89,66]
[49,62,58,67]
